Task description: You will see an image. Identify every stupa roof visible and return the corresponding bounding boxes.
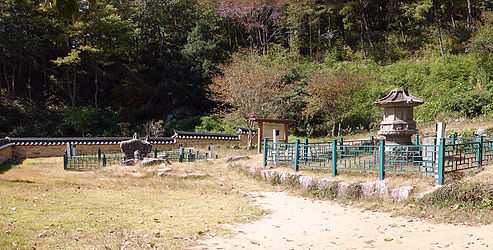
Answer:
[375,88,424,107]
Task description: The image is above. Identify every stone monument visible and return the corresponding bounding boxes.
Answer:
[375,88,424,145]
[120,134,152,161]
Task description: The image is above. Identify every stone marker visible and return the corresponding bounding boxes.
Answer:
[119,134,152,161]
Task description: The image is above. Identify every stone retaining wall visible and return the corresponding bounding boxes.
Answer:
[231,163,415,201]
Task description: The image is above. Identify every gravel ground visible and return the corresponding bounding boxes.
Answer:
[195,192,493,250]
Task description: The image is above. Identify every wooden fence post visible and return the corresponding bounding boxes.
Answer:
[379,139,385,181]
[437,138,445,185]
[332,139,337,177]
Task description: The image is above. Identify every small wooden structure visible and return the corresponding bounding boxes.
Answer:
[375,88,424,145]
[249,117,290,153]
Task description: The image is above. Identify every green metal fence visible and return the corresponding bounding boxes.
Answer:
[336,144,378,172]
[264,141,296,165]
[385,144,437,175]
[154,148,209,162]
[64,147,211,170]
[263,135,493,185]
[65,153,102,170]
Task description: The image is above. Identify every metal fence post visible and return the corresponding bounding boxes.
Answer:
[188,149,192,162]
[477,136,484,168]
[332,139,337,177]
[379,139,385,181]
[63,152,68,170]
[263,138,268,167]
[179,147,184,162]
[97,148,101,163]
[154,148,158,158]
[437,138,445,185]
[415,134,420,146]
[294,139,300,171]
[102,153,107,167]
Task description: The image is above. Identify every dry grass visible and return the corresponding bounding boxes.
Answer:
[417,117,493,135]
[0,157,272,250]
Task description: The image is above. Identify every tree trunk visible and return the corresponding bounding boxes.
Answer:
[466,0,473,29]
[437,25,445,57]
[337,122,342,137]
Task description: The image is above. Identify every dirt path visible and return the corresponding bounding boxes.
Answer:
[195,192,492,250]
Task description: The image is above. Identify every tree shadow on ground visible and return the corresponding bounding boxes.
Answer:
[0,159,22,174]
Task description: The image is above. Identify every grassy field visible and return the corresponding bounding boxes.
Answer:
[0,157,272,249]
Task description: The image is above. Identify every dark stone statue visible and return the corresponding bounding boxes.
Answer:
[120,134,152,161]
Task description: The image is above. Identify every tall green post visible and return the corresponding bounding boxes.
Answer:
[102,153,107,167]
[331,139,337,177]
[63,152,68,170]
[437,138,445,185]
[179,147,184,162]
[303,138,309,164]
[294,139,300,171]
[263,138,268,168]
[154,148,158,158]
[378,139,385,181]
[97,148,101,163]
[415,134,420,146]
[477,136,484,168]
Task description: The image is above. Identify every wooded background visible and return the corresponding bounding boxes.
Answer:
[1,0,493,137]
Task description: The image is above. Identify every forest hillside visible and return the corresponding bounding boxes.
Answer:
[1,0,492,137]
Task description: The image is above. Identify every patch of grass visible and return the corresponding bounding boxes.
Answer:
[0,157,271,249]
[345,183,363,200]
[422,182,493,209]
[309,181,338,200]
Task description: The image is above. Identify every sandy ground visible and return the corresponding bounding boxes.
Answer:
[195,192,492,250]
